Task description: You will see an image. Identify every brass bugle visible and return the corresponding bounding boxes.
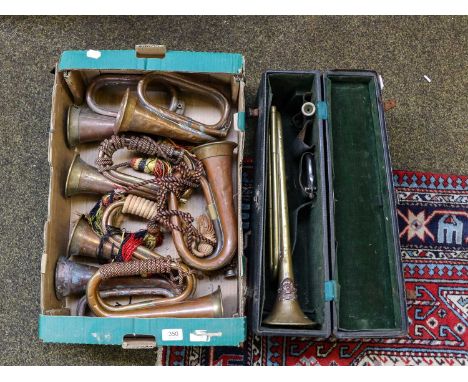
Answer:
[65,152,171,201]
[55,256,176,299]
[86,259,223,318]
[67,215,163,263]
[76,286,176,316]
[114,72,232,144]
[55,257,222,319]
[263,106,316,327]
[168,141,238,271]
[67,74,182,147]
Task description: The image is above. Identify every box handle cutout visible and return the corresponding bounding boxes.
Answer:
[135,44,166,59]
[122,335,156,349]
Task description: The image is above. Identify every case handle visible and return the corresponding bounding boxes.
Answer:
[135,44,166,59]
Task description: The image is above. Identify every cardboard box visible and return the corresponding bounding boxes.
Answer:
[40,48,247,347]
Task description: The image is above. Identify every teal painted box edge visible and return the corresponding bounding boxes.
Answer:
[58,50,245,75]
[39,315,246,346]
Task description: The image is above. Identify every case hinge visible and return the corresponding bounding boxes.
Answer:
[324,280,336,302]
[317,101,328,120]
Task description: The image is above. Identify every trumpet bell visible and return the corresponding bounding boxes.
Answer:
[65,153,116,197]
[263,297,316,326]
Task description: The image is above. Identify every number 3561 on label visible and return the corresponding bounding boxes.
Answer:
[162,329,183,341]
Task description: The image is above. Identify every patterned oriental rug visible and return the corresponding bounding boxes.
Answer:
[157,163,468,366]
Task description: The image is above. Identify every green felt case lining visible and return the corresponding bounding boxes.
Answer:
[325,74,402,331]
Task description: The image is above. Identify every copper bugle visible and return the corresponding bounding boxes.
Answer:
[76,286,176,316]
[67,74,183,147]
[55,256,176,300]
[65,152,164,201]
[114,72,232,144]
[263,106,316,327]
[86,259,223,318]
[169,141,238,271]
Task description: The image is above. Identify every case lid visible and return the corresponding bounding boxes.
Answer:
[323,70,408,338]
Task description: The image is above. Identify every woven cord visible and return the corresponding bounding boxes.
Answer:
[99,257,192,290]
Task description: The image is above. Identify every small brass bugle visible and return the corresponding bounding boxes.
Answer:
[263,106,316,327]
[65,141,182,201]
[67,74,182,147]
[55,257,223,319]
[86,259,223,318]
[55,256,175,299]
[67,72,232,146]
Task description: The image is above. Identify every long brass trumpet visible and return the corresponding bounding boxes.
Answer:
[67,74,183,147]
[263,106,315,327]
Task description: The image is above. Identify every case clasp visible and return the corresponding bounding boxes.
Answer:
[324,280,336,302]
[317,101,328,120]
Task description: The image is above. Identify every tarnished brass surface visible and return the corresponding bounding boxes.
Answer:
[55,256,176,300]
[55,257,98,299]
[65,152,163,201]
[67,215,116,260]
[114,72,231,143]
[65,153,116,197]
[86,259,223,318]
[86,74,180,117]
[169,141,238,271]
[66,74,182,147]
[67,106,115,147]
[263,106,316,327]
